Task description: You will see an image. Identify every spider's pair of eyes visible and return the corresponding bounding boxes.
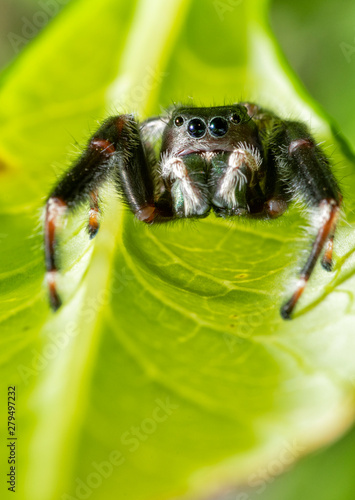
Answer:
[174,114,241,138]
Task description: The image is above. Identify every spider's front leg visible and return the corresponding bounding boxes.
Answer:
[276,121,342,319]
[44,114,165,310]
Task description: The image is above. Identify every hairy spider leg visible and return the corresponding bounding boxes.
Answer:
[140,115,168,143]
[281,199,339,319]
[275,124,342,319]
[88,190,100,238]
[321,228,336,271]
[44,197,67,310]
[44,114,169,310]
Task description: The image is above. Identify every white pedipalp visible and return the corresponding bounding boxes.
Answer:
[160,152,207,217]
[215,142,262,208]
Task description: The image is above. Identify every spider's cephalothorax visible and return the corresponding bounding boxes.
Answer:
[44,103,342,319]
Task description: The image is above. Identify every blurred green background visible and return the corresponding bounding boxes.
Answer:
[2,0,355,149]
[0,0,65,68]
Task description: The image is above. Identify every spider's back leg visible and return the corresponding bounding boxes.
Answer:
[272,120,342,319]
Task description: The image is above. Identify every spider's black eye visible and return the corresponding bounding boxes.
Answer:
[231,113,241,124]
[187,118,206,138]
[209,117,229,137]
[174,116,184,127]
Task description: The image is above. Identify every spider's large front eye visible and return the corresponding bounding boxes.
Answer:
[187,118,207,138]
[209,117,229,137]
[174,116,184,127]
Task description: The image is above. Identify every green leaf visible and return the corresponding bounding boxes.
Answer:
[1,1,355,499]
[242,424,355,500]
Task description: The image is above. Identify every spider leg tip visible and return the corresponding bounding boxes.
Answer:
[49,293,62,312]
[280,303,293,320]
[88,225,99,239]
[321,259,333,272]
[46,271,62,311]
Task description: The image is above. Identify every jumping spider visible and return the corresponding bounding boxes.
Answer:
[44,102,342,319]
